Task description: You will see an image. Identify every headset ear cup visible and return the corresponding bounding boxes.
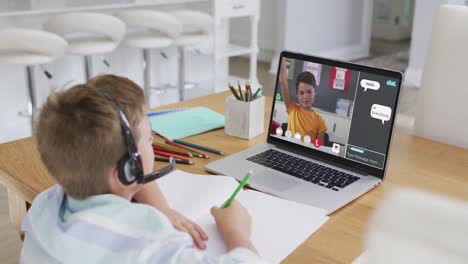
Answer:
[117,153,135,185]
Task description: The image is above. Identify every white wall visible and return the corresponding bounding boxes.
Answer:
[282,0,370,60]
[405,0,442,87]
[406,0,468,87]
[284,0,362,52]
[269,0,373,73]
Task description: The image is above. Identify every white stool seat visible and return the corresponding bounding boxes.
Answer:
[117,10,182,49]
[0,28,68,133]
[0,28,68,65]
[174,33,206,46]
[117,10,182,107]
[123,32,173,49]
[44,12,126,79]
[44,12,126,55]
[68,37,118,55]
[170,10,213,101]
[171,10,213,33]
[0,53,55,65]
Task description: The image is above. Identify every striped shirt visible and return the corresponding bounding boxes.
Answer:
[20,185,263,264]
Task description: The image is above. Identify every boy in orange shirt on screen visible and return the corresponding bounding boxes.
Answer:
[279,58,327,143]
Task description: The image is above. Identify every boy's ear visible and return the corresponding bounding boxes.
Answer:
[108,165,126,192]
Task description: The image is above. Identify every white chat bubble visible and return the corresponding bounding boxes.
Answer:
[360,79,380,92]
[370,104,392,124]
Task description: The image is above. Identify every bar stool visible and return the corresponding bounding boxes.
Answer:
[44,12,126,80]
[116,10,182,107]
[0,28,68,133]
[171,10,213,101]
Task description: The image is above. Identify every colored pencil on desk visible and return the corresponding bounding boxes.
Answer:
[152,142,192,155]
[152,145,193,157]
[155,156,193,165]
[165,140,210,158]
[165,140,209,158]
[155,141,205,158]
[153,150,191,162]
[228,82,241,100]
[153,141,203,158]
[153,141,195,154]
[173,139,224,155]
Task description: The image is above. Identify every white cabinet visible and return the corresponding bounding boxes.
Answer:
[212,0,260,90]
[214,0,258,18]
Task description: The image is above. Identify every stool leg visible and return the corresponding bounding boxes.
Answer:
[143,49,151,107]
[178,46,185,101]
[84,55,93,80]
[26,66,37,134]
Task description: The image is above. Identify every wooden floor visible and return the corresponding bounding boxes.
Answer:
[0,39,413,262]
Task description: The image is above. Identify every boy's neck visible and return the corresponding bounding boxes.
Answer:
[109,187,141,201]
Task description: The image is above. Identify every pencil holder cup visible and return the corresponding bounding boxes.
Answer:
[225,95,265,139]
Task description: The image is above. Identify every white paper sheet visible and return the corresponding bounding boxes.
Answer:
[157,170,329,263]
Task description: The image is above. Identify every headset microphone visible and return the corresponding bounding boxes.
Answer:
[98,90,175,185]
[139,157,176,184]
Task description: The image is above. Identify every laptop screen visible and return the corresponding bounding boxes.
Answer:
[268,51,402,177]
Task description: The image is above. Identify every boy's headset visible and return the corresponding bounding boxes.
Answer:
[97,91,175,185]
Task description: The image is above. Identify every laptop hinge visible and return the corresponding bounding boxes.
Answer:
[275,144,371,176]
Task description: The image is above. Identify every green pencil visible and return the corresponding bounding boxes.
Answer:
[238,81,243,101]
[173,139,224,155]
[222,171,252,208]
[252,88,262,99]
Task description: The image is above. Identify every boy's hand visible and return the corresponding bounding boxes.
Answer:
[211,200,256,253]
[163,208,208,250]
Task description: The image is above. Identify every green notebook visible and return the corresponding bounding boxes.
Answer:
[149,107,225,140]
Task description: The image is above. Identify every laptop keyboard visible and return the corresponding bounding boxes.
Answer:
[246,149,360,191]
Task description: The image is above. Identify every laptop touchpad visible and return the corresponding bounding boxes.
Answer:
[249,171,298,192]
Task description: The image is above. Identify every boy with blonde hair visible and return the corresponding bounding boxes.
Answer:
[21,75,262,263]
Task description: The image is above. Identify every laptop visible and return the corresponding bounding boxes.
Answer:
[205,51,402,214]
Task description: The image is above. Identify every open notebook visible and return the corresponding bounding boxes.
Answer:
[148,107,225,140]
[156,170,329,263]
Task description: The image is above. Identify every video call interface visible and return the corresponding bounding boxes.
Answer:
[270,56,400,169]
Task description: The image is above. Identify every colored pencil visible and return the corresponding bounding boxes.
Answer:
[153,150,191,162]
[252,87,262,99]
[246,81,253,101]
[152,145,193,157]
[222,171,251,208]
[164,139,209,158]
[237,81,243,101]
[154,141,205,158]
[153,141,195,154]
[173,139,224,155]
[154,157,193,165]
[165,140,210,158]
[228,82,241,100]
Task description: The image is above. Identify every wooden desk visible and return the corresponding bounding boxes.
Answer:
[1,91,467,263]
